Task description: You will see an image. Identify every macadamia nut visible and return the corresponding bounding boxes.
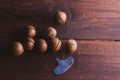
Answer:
[66,39,77,53]
[13,42,24,56]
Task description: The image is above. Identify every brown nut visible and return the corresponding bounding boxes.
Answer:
[13,42,24,56]
[66,39,77,53]
[47,27,57,38]
[56,10,67,24]
[26,25,36,37]
[38,39,48,53]
[25,37,35,51]
[50,38,62,52]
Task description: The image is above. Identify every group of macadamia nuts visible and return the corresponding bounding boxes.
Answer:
[13,10,77,56]
[13,25,36,56]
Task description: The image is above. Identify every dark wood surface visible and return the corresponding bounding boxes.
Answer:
[1,0,120,40]
[1,0,120,80]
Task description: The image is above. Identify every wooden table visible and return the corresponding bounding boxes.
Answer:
[0,0,120,80]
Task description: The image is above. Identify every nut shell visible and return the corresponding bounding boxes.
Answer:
[38,39,48,53]
[66,39,77,53]
[51,38,62,52]
[47,27,57,38]
[13,42,24,56]
[25,37,35,51]
[56,10,67,24]
[26,25,36,37]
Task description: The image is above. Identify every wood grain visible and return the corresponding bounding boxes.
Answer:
[0,40,120,80]
[0,0,120,80]
[0,0,120,39]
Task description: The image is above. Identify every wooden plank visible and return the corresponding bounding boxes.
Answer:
[77,40,120,56]
[0,40,120,80]
[0,0,120,40]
